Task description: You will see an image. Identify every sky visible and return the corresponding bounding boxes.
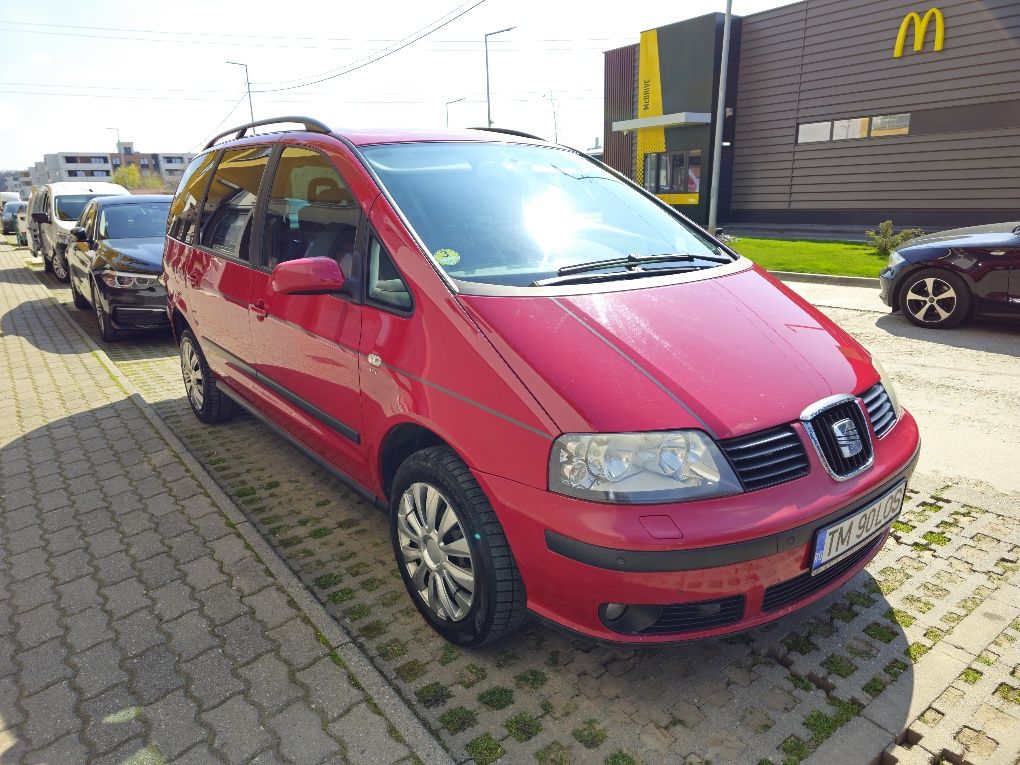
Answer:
[0,0,790,169]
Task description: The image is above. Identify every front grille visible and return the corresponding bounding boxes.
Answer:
[639,595,745,635]
[762,536,882,613]
[803,400,873,479]
[861,383,897,438]
[719,426,810,491]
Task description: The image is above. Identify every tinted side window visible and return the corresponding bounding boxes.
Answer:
[81,202,98,236]
[263,146,361,273]
[200,146,271,261]
[168,153,216,244]
[367,235,411,313]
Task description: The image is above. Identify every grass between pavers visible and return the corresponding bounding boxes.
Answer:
[729,237,886,277]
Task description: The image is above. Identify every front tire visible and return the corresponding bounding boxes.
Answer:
[42,242,53,271]
[69,274,89,309]
[92,280,123,342]
[898,268,971,329]
[390,446,526,647]
[179,329,235,423]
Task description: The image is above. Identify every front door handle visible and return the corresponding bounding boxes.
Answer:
[249,300,268,321]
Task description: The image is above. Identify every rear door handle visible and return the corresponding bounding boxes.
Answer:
[249,301,268,320]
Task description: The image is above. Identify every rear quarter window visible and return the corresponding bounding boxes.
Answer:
[168,153,217,244]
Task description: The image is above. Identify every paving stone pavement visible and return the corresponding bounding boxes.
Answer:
[4,236,1020,765]
[0,240,447,764]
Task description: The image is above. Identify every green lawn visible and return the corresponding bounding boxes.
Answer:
[729,237,887,278]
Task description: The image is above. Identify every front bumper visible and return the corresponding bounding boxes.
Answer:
[97,279,170,330]
[476,410,920,643]
[879,261,911,308]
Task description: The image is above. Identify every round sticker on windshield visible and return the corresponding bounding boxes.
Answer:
[435,248,461,266]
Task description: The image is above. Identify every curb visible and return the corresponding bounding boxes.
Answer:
[768,270,881,288]
[22,253,454,765]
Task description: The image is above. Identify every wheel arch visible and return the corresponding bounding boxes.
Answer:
[378,422,452,503]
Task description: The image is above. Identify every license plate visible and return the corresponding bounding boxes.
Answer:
[811,481,906,574]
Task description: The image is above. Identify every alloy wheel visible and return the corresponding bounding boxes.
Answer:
[904,276,957,324]
[181,339,205,411]
[52,249,68,280]
[397,482,475,622]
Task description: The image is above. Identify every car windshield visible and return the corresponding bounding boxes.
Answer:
[99,203,170,239]
[361,142,729,287]
[55,194,104,222]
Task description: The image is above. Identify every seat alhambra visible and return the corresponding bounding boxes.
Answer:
[163,117,921,646]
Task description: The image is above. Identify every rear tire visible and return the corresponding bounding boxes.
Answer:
[179,329,235,423]
[898,268,971,329]
[389,446,527,647]
[52,247,70,282]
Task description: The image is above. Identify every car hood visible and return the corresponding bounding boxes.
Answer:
[96,237,165,272]
[901,221,1020,251]
[459,265,878,438]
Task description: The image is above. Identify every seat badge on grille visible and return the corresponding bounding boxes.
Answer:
[831,418,863,458]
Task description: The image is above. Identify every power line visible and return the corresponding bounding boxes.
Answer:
[252,0,488,91]
[191,92,250,152]
[0,19,630,44]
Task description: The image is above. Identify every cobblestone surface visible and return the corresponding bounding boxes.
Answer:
[0,240,432,764]
[4,236,1020,765]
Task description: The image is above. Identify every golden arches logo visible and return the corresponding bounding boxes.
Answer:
[894,8,945,58]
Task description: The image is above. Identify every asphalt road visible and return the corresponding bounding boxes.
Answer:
[786,280,1020,495]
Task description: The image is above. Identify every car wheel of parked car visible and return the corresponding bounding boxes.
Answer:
[51,247,70,282]
[390,446,527,647]
[91,280,123,342]
[179,329,235,423]
[69,275,90,309]
[898,268,971,329]
[42,244,53,272]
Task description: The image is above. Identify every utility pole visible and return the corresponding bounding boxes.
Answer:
[226,61,255,123]
[484,27,515,127]
[545,91,559,142]
[445,97,465,127]
[707,0,732,235]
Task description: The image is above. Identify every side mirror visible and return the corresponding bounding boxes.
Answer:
[271,257,345,295]
[71,226,88,242]
[31,211,50,224]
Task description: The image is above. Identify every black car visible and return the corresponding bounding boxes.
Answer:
[880,221,1020,329]
[65,194,172,341]
[2,200,25,234]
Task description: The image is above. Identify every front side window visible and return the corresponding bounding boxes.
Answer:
[199,146,271,260]
[362,142,726,287]
[263,146,361,273]
[99,203,171,240]
[168,152,216,244]
[80,202,98,236]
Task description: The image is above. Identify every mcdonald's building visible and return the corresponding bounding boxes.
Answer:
[603,0,1020,229]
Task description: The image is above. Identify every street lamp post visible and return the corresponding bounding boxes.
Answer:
[226,61,255,123]
[484,26,515,127]
[445,97,466,127]
[707,0,732,235]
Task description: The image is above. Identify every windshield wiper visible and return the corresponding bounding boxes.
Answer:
[554,251,731,278]
[532,265,706,287]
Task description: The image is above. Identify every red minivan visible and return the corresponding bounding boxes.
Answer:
[164,117,920,646]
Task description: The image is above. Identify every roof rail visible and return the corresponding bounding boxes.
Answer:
[202,116,332,151]
[468,127,547,141]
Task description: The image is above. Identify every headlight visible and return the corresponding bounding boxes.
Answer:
[549,430,741,503]
[870,357,903,419]
[888,250,905,268]
[101,271,161,289]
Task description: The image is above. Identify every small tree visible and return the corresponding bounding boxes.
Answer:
[865,220,924,258]
[112,163,141,189]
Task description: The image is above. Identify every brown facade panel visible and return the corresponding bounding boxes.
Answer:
[603,44,637,178]
[729,0,1020,222]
